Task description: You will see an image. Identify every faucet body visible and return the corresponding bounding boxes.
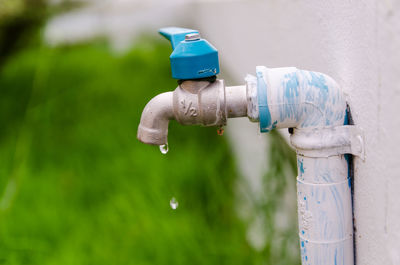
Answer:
[138,79,248,145]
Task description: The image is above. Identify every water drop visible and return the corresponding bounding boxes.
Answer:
[159,143,169,154]
[170,197,178,210]
[217,127,224,136]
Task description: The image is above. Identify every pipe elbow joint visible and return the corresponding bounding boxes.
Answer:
[256,66,347,132]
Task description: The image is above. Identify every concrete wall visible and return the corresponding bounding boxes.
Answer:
[193,1,400,264]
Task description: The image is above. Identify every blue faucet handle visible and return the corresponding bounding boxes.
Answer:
[159,27,220,80]
[159,27,199,50]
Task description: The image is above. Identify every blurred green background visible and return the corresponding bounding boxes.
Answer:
[0,1,299,264]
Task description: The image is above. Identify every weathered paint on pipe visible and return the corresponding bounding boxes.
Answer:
[256,66,346,131]
[256,66,353,265]
[297,155,353,265]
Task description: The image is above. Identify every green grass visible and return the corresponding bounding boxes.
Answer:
[0,38,300,265]
[0,39,257,265]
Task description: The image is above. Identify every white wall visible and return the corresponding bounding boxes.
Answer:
[193,1,400,264]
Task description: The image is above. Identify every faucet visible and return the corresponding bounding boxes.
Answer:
[137,27,364,265]
[137,27,250,146]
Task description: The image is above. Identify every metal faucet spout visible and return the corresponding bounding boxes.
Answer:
[137,92,174,145]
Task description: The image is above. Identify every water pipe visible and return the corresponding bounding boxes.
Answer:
[137,27,364,265]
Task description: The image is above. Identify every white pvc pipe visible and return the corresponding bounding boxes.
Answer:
[297,155,353,265]
[255,66,354,265]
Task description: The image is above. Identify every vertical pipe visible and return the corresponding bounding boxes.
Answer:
[255,66,353,264]
[297,155,353,265]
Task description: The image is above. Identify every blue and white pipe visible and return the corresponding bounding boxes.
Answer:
[251,66,364,265]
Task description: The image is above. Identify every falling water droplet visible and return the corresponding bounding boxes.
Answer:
[217,127,224,136]
[170,197,178,210]
[159,143,169,154]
